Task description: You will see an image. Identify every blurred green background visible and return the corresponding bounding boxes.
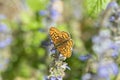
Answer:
[0,0,120,80]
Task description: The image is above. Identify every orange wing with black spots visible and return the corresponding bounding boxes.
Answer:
[49,27,73,58]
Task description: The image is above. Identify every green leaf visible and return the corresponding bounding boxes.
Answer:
[26,0,48,11]
[32,32,47,46]
[85,0,111,17]
[19,62,32,78]
[20,12,31,24]
[37,48,45,57]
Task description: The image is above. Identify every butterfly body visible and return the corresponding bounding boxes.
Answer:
[49,27,73,58]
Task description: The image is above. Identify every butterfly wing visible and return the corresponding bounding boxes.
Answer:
[57,39,73,58]
[49,27,62,45]
[57,31,73,58]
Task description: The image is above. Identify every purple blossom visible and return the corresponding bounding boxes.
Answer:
[109,43,119,50]
[111,50,119,58]
[98,66,109,78]
[57,76,62,80]
[41,41,49,47]
[97,63,119,79]
[92,39,113,54]
[109,16,115,22]
[0,37,12,48]
[50,47,56,53]
[109,63,119,75]
[48,40,56,54]
[79,54,91,61]
[50,77,56,80]
[109,43,119,57]
[106,1,118,9]
[41,40,54,47]
[0,23,8,32]
[49,40,54,45]
[99,30,111,38]
[50,9,60,21]
[92,36,101,44]
[49,41,56,53]
[49,76,62,80]
[0,23,12,48]
[82,73,91,80]
[39,10,48,16]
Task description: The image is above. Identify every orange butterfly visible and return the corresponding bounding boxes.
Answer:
[49,27,73,58]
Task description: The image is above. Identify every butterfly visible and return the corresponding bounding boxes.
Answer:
[49,27,73,58]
